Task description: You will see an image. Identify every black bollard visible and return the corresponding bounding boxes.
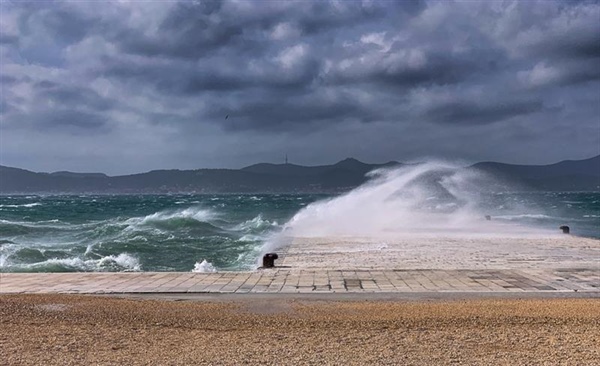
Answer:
[262,253,279,268]
[559,225,570,234]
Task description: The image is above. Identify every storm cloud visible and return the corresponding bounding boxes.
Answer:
[1,0,598,174]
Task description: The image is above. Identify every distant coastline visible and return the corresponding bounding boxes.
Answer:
[1,155,599,194]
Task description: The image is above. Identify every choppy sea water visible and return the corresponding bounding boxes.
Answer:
[0,194,322,273]
[0,192,598,273]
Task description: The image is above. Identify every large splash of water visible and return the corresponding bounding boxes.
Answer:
[268,162,552,248]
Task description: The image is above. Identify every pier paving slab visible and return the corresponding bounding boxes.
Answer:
[1,235,598,295]
[281,235,600,270]
[3,267,597,294]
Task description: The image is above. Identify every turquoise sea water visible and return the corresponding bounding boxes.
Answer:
[0,192,598,272]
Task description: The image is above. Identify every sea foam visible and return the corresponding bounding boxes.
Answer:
[0,253,141,272]
[192,259,217,273]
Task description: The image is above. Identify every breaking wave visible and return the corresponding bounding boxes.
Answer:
[1,253,140,273]
[0,199,285,272]
[192,259,217,273]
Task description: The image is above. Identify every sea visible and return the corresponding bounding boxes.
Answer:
[1,163,598,273]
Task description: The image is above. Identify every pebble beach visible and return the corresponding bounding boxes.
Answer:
[1,294,599,365]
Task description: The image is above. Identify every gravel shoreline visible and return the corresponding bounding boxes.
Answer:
[1,294,599,365]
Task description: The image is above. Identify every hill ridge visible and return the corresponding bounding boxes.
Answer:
[1,156,598,193]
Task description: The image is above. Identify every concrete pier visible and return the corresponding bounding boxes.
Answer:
[1,234,598,295]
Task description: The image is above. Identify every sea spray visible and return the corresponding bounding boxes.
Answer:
[283,162,494,235]
[191,259,217,273]
[262,162,556,255]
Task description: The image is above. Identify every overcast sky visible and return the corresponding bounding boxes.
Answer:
[1,0,599,175]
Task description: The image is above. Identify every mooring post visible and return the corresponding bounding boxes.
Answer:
[262,253,279,268]
[559,225,570,234]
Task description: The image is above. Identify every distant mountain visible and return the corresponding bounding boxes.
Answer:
[471,155,600,191]
[0,156,598,194]
[50,171,108,179]
[241,158,399,176]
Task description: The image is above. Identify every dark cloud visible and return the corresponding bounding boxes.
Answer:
[293,1,383,34]
[524,21,600,61]
[329,49,500,89]
[1,0,598,174]
[0,74,19,85]
[212,90,373,131]
[0,99,11,115]
[38,7,95,44]
[103,54,321,94]
[554,60,600,86]
[4,109,110,133]
[10,3,98,45]
[43,110,108,130]
[424,99,544,125]
[0,33,19,45]
[34,82,115,111]
[111,0,424,61]
[119,2,248,59]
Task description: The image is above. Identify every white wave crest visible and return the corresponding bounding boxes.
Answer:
[125,207,215,226]
[238,234,263,242]
[0,254,8,267]
[192,259,216,273]
[1,253,141,272]
[97,253,141,271]
[0,202,42,208]
[235,215,277,232]
[0,218,69,230]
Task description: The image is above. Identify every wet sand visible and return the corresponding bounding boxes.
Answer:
[1,294,599,365]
